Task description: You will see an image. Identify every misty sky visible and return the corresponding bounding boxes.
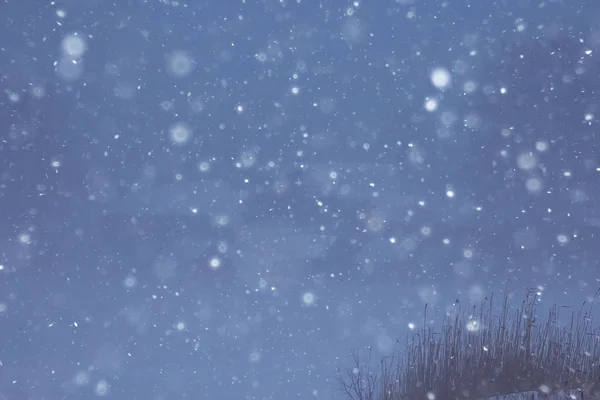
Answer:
[1,0,599,399]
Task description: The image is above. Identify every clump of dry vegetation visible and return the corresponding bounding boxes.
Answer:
[339,287,600,400]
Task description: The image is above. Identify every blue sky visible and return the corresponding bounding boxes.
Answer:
[0,0,598,399]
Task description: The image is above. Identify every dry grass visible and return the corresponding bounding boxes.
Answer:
[338,286,600,400]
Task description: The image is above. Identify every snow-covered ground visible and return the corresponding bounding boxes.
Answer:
[488,390,583,400]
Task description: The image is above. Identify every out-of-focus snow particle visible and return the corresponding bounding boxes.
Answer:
[249,350,261,362]
[160,100,174,111]
[302,291,316,306]
[430,67,452,90]
[55,57,84,81]
[463,113,481,129]
[123,275,137,289]
[73,371,90,386]
[376,334,394,354]
[517,152,538,170]
[0,303,7,313]
[61,34,87,57]
[341,16,366,46]
[94,380,110,396]
[238,150,257,168]
[556,234,570,245]
[217,241,228,253]
[198,161,211,173]
[424,97,438,112]
[166,50,196,78]
[168,122,192,145]
[515,17,527,32]
[212,214,230,227]
[420,226,432,237]
[468,285,484,302]
[466,318,480,332]
[463,80,477,94]
[18,233,32,244]
[525,177,543,194]
[30,85,46,99]
[535,140,549,152]
[209,257,222,270]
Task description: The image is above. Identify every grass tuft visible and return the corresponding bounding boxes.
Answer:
[339,286,600,400]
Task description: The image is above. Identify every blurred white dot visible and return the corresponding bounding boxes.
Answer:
[73,371,90,386]
[160,100,174,111]
[525,177,543,194]
[539,384,551,395]
[198,161,211,173]
[239,151,257,168]
[556,234,570,245]
[463,80,477,94]
[123,275,137,289]
[302,292,316,306]
[217,241,228,253]
[463,113,481,129]
[61,34,87,57]
[30,85,46,99]
[166,50,196,78]
[169,122,192,145]
[94,380,110,396]
[212,214,230,227]
[18,233,32,244]
[466,318,480,332]
[209,257,222,270]
[424,97,438,112]
[535,141,549,152]
[249,350,261,362]
[55,57,84,81]
[430,67,452,90]
[517,152,538,171]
